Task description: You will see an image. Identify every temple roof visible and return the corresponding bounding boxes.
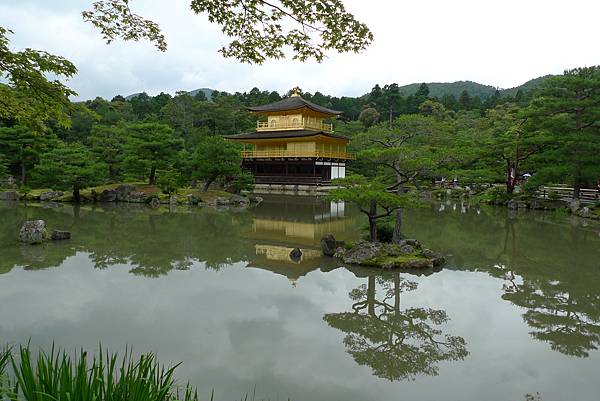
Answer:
[246,96,342,116]
[224,129,348,141]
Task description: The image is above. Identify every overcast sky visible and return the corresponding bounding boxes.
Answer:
[2,0,600,100]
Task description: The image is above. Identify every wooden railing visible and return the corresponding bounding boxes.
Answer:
[538,186,599,204]
[241,150,356,160]
[256,120,333,132]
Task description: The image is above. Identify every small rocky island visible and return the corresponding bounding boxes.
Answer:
[321,234,446,270]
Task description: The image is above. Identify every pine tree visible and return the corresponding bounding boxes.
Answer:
[123,123,183,185]
[526,66,600,199]
[33,143,106,202]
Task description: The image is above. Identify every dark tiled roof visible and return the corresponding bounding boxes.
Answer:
[246,96,342,115]
[224,130,349,141]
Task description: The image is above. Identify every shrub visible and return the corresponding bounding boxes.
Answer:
[157,169,183,196]
[229,171,255,194]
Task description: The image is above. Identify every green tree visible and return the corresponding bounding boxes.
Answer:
[82,0,373,63]
[157,169,183,196]
[191,135,242,191]
[482,104,548,194]
[458,90,472,110]
[330,175,411,242]
[160,92,198,144]
[358,106,380,129]
[0,126,52,184]
[354,114,450,193]
[0,155,8,183]
[0,28,77,132]
[88,124,128,181]
[229,170,255,194]
[32,143,106,202]
[123,123,183,185]
[525,66,600,199]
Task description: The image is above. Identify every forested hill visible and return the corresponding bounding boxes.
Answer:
[123,76,551,104]
[397,76,553,99]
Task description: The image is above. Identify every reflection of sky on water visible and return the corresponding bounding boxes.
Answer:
[0,198,599,401]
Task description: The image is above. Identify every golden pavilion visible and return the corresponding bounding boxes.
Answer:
[225,90,355,186]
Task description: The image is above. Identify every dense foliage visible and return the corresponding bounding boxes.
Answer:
[82,0,373,63]
[1,52,599,203]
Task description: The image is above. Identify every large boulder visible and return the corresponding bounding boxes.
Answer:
[39,191,63,201]
[18,220,49,244]
[149,197,161,208]
[421,249,446,267]
[0,191,19,201]
[215,197,230,206]
[127,191,147,203]
[230,194,250,206]
[249,195,263,204]
[399,244,415,254]
[341,240,382,265]
[577,206,591,218]
[99,189,117,202]
[320,234,345,257]
[115,184,136,202]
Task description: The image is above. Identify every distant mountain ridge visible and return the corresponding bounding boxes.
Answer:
[125,87,216,101]
[123,76,552,102]
[397,76,553,99]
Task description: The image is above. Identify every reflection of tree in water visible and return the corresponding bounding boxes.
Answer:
[490,214,600,358]
[497,265,600,358]
[324,274,468,381]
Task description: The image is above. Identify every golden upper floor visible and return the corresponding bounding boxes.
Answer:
[247,93,341,133]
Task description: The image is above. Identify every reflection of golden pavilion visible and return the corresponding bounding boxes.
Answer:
[244,196,354,280]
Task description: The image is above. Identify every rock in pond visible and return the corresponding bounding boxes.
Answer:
[19,220,49,244]
[51,230,71,241]
[230,194,250,206]
[249,195,263,204]
[215,197,230,206]
[149,197,161,208]
[39,191,63,201]
[320,234,345,257]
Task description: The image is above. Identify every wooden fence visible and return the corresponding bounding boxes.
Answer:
[538,186,599,204]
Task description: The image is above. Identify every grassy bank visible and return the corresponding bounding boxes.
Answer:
[2,183,237,205]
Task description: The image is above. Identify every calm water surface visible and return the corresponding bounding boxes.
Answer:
[1,197,599,401]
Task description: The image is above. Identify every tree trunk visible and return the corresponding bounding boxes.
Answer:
[73,186,81,203]
[149,166,157,185]
[202,177,215,192]
[573,181,581,200]
[506,163,515,195]
[368,199,377,242]
[108,164,114,182]
[20,161,26,184]
[392,208,402,244]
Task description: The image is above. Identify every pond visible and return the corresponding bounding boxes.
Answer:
[1,197,599,401]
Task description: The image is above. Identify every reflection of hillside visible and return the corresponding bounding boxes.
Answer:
[0,202,256,277]
[243,195,355,281]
